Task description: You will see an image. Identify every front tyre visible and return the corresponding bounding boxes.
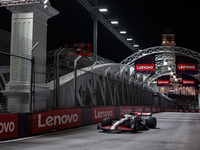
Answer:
[148,117,157,128]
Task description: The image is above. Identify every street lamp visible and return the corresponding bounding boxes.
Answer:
[99,8,108,12]
[133,44,139,48]
[120,31,126,34]
[111,21,119,24]
[126,38,133,41]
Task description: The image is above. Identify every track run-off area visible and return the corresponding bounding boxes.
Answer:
[0,112,200,150]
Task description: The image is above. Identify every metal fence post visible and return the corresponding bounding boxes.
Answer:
[29,57,34,113]
[53,47,64,109]
[30,42,38,113]
[74,56,82,107]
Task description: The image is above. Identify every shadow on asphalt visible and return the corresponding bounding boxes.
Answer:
[98,130,144,134]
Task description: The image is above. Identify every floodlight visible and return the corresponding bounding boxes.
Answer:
[127,38,133,41]
[120,31,126,34]
[133,45,139,47]
[43,0,49,9]
[99,8,107,12]
[111,21,118,24]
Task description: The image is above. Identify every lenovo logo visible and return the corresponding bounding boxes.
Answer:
[0,114,18,140]
[0,122,15,134]
[32,109,81,134]
[38,113,79,128]
[94,110,113,119]
[183,80,195,84]
[177,64,197,70]
[93,107,114,123]
[157,80,169,84]
[135,64,155,71]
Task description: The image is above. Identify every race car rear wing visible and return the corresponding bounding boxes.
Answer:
[134,112,152,116]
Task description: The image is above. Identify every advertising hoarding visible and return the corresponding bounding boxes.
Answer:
[135,55,155,74]
[176,56,198,75]
[157,75,170,86]
[0,114,18,140]
[32,108,81,134]
[92,107,114,123]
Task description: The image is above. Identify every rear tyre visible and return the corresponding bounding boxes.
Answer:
[130,119,139,133]
[148,117,157,128]
[102,118,111,127]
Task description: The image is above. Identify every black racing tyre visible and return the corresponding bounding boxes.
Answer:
[102,118,111,127]
[148,117,157,128]
[130,119,139,132]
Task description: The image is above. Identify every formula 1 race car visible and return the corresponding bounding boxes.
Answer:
[97,112,157,132]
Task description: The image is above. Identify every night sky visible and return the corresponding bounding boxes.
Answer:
[0,0,200,62]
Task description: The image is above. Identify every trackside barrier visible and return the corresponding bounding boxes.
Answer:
[119,106,133,117]
[0,106,199,141]
[135,106,144,112]
[0,114,18,140]
[32,108,81,135]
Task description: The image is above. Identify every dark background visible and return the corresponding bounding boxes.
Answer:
[0,0,199,62]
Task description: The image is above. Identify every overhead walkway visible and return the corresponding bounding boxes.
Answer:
[46,46,174,110]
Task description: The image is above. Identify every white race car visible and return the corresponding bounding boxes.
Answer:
[97,112,157,132]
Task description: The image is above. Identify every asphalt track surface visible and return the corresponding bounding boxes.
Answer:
[1,112,200,150]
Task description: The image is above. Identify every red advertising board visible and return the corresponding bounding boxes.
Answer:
[176,56,198,75]
[157,75,170,87]
[135,55,155,74]
[176,63,197,71]
[145,106,151,112]
[120,106,132,117]
[152,107,157,113]
[182,80,195,86]
[135,106,144,112]
[0,114,18,140]
[157,107,161,112]
[135,64,155,71]
[92,107,114,123]
[157,80,170,85]
[32,108,81,135]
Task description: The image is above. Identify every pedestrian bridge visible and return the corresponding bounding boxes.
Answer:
[1,45,200,112]
[47,45,200,110]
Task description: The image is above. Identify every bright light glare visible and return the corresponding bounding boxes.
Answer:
[127,38,133,41]
[120,31,126,34]
[133,45,139,47]
[163,60,167,65]
[99,8,108,12]
[111,21,118,24]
